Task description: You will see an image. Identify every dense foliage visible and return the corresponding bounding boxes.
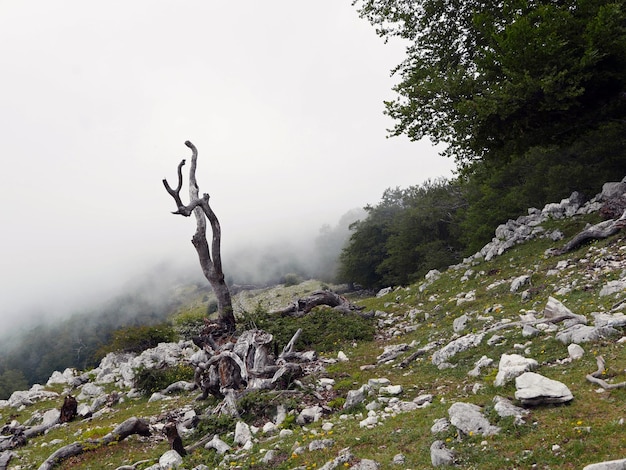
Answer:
[239,304,375,353]
[353,0,626,164]
[338,179,466,289]
[333,0,626,287]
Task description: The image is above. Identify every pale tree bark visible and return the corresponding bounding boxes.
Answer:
[163,141,235,333]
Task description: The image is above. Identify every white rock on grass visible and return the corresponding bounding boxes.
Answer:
[344,385,370,410]
[568,343,585,360]
[159,450,183,469]
[494,354,538,386]
[493,396,529,425]
[448,402,500,436]
[431,418,450,434]
[468,356,493,377]
[583,458,626,470]
[514,372,573,406]
[432,333,485,368]
[234,421,252,446]
[205,435,231,454]
[431,440,455,467]
[556,324,619,344]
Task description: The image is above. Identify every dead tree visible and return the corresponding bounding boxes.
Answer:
[163,141,235,333]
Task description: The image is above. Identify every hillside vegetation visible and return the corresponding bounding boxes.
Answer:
[2,188,625,470]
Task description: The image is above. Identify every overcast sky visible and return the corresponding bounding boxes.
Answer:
[0,1,454,329]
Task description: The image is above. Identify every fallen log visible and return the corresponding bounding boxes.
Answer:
[271,290,361,316]
[553,210,626,255]
[37,417,150,470]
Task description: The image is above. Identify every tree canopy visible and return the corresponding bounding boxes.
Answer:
[354,0,626,164]
[338,179,465,289]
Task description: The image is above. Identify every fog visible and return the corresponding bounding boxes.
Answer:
[0,1,454,334]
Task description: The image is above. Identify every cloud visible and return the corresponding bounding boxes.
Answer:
[0,1,455,330]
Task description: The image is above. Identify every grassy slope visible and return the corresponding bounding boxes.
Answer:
[3,213,626,470]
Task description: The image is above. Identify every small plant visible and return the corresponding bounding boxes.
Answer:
[172,308,207,340]
[282,273,302,287]
[133,364,194,394]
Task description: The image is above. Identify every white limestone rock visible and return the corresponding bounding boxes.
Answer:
[494,354,538,387]
[448,402,500,436]
[514,372,573,405]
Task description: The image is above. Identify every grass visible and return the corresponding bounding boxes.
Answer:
[3,215,626,469]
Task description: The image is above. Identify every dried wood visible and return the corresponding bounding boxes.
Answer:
[585,355,626,390]
[271,290,359,316]
[163,141,235,332]
[37,417,150,470]
[554,210,626,254]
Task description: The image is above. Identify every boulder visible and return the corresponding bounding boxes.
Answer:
[234,421,252,447]
[493,396,529,425]
[159,449,183,469]
[448,402,500,436]
[583,458,626,470]
[344,385,370,410]
[468,356,494,377]
[204,435,230,454]
[432,333,485,368]
[543,297,587,326]
[430,440,455,467]
[297,405,323,424]
[599,280,626,297]
[494,354,538,387]
[568,344,585,360]
[453,314,469,333]
[514,372,573,405]
[556,324,619,344]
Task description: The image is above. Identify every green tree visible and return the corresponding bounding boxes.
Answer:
[338,188,406,289]
[354,0,626,164]
[338,180,466,289]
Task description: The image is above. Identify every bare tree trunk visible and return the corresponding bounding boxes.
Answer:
[163,141,235,332]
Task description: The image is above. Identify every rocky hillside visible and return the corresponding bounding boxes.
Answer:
[2,180,626,470]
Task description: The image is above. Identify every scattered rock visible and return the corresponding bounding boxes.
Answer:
[159,449,183,469]
[448,402,500,436]
[431,440,455,466]
[432,333,485,368]
[556,324,619,344]
[494,354,538,387]
[568,343,585,360]
[514,372,574,405]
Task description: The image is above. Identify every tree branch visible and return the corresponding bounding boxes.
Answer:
[586,356,626,390]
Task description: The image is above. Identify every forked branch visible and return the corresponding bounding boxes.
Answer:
[586,355,626,390]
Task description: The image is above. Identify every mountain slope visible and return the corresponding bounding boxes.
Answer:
[2,186,626,470]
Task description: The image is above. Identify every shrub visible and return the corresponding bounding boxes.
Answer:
[172,309,207,340]
[282,273,302,287]
[239,305,375,353]
[133,364,194,394]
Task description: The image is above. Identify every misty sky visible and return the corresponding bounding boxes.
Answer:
[0,1,454,329]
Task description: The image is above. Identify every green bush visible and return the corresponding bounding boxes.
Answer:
[282,273,302,287]
[172,309,207,340]
[239,304,375,353]
[133,364,195,394]
[97,323,177,357]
